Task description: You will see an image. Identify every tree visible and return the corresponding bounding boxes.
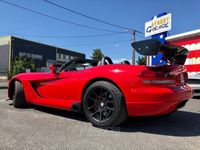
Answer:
[137,56,146,65]
[91,48,104,61]
[8,56,36,79]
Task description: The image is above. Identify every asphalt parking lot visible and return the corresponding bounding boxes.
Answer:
[0,89,200,150]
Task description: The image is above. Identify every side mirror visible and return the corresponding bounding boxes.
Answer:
[49,64,57,74]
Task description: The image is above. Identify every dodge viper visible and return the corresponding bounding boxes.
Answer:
[8,39,193,127]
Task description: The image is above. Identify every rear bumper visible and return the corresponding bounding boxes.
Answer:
[126,85,193,116]
[189,84,200,96]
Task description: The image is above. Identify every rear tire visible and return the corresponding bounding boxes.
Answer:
[13,81,27,108]
[83,81,128,127]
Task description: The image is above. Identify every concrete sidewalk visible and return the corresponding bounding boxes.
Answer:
[0,81,8,89]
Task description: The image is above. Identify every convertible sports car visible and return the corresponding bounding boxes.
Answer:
[8,39,192,127]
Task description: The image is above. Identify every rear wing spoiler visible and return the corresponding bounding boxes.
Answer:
[131,39,189,65]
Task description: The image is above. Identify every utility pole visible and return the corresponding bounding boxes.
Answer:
[132,30,136,65]
[126,29,142,65]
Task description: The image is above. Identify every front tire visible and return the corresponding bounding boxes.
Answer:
[13,81,27,108]
[83,81,128,127]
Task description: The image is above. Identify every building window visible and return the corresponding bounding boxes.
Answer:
[61,54,64,59]
[63,54,66,59]
[57,53,61,59]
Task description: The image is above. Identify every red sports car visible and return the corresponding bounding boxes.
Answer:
[8,39,192,127]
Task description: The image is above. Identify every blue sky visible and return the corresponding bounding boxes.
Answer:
[0,0,199,62]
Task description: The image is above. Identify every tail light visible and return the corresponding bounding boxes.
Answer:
[142,79,174,85]
[139,69,175,85]
[139,69,165,78]
[139,66,188,86]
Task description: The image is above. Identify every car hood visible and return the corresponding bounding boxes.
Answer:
[132,39,189,65]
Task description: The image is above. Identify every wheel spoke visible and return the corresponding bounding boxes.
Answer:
[107,100,114,104]
[88,105,96,110]
[100,87,103,97]
[102,90,108,99]
[99,111,103,121]
[104,111,108,119]
[91,91,99,97]
[107,107,114,111]
[90,109,99,116]
[88,96,96,102]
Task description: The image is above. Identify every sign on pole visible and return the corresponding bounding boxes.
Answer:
[145,12,172,66]
[145,13,171,37]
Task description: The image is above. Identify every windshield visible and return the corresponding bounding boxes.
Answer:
[59,59,98,72]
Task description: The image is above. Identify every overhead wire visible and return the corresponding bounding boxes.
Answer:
[0,0,120,33]
[0,31,128,38]
[64,39,132,47]
[43,0,143,34]
[0,0,145,49]
[10,39,132,48]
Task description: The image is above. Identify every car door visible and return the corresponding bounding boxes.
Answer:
[36,61,89,100]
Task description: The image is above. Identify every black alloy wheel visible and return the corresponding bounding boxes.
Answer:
[83,81,127,127]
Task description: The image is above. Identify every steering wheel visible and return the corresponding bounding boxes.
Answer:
[98,56,113,66]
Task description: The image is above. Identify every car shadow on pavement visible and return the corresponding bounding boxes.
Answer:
[31,105,200,137]
[33,105,89,122]
[8,101,200,136]
[119,111,200,137]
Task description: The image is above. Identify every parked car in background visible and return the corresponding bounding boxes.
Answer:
[188,73,200,97]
